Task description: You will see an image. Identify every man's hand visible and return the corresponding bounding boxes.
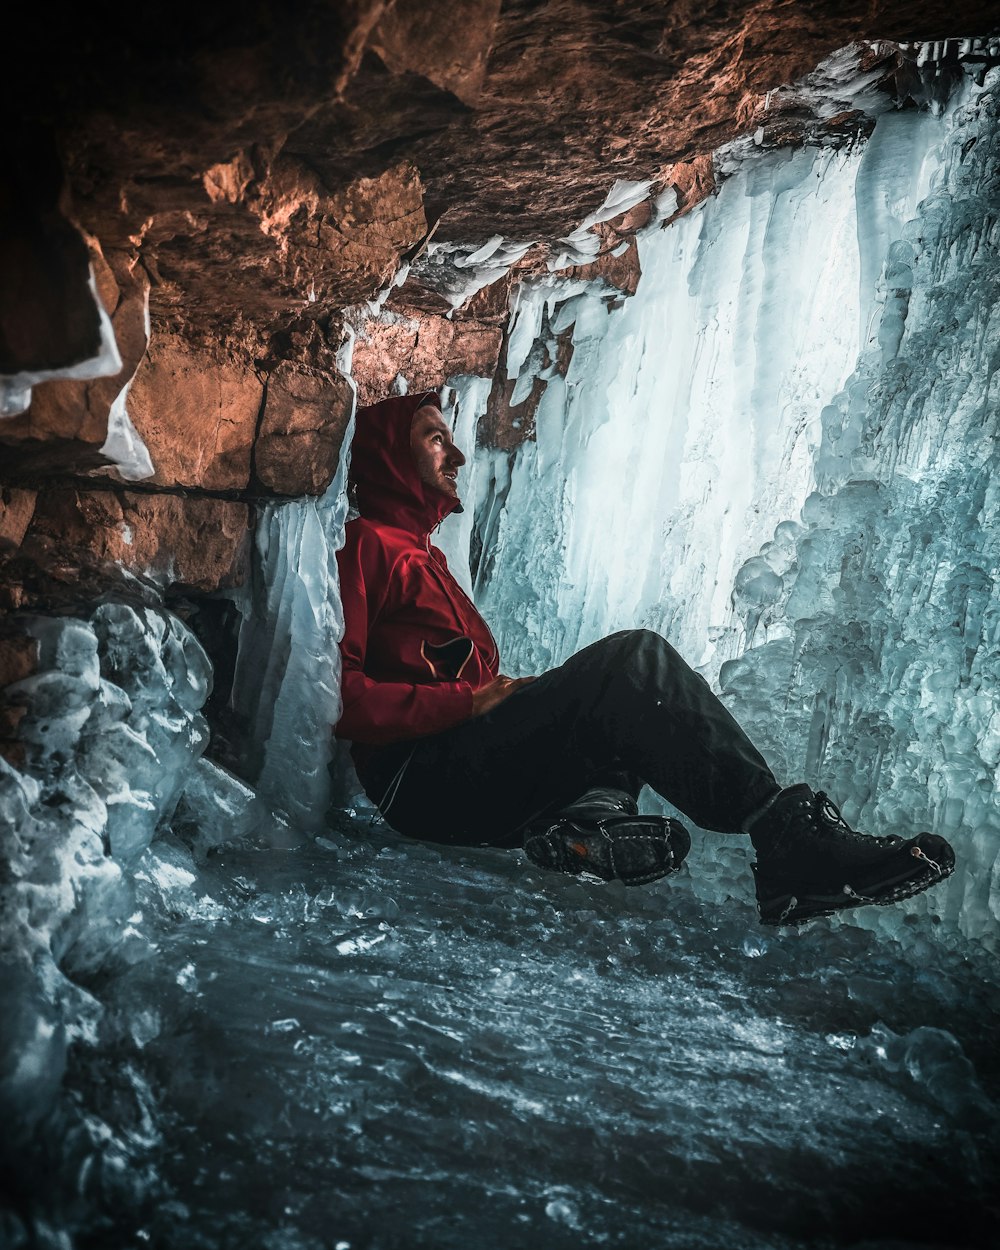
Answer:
[471,674,535,718]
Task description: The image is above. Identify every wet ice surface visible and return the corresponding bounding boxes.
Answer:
[62,819,999,1250]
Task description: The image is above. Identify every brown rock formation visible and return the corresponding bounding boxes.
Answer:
[1,0,997,650]
[352,311,505,406]
[0,238,149,473]
[0,490,37,553]
[255,364,354,496]
[9,2,996,379]
[19,489,249,597]
[126,336,262,491]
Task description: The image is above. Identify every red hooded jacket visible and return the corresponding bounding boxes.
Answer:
[335,392,500,763]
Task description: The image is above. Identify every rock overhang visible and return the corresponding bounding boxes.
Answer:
[1,2,999,603]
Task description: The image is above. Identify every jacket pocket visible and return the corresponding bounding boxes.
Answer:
[420,636,475,680]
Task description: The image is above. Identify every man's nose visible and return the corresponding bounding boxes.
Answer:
[448,443,466,467]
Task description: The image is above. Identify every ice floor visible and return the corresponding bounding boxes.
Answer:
[49,815,999,1250]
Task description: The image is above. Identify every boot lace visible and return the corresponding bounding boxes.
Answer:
[813,791,901,848]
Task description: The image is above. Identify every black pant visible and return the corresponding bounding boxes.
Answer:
[357,630,781,847]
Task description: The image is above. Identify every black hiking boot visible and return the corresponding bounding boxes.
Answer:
[523,786,691,886]
[747,784,955,926]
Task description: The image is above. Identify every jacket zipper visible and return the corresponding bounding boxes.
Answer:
[424,534,501,671]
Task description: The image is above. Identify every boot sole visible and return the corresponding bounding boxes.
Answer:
[752,852,956,927]
[524,816,691,886]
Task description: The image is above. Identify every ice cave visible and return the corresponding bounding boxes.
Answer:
[2,5,1000,1248]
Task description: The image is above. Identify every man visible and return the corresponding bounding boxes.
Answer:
[335,391,955,926]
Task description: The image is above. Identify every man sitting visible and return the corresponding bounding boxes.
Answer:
[334,391,954,926]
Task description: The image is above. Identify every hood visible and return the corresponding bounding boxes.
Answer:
[349,391,462,536]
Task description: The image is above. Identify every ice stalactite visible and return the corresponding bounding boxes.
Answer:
[229,407,356,831]
[441,69,998,946]
[408,238,536,312]
[101,282,155,481]
[450,105,942,678]
[546,177,653,270]
[432,374,496,596]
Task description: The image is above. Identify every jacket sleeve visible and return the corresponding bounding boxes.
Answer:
[334,524,475,744]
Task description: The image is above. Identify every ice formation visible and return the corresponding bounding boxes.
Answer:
[409,237,537,312]
[546,178,653,271]
[103,283,155,481]
[0,606,211,1132]
[717,73,1000,946]
[229,408,355,831]
[436,66,1000,950]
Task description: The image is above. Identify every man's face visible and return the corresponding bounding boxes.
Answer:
[410,405,466,499]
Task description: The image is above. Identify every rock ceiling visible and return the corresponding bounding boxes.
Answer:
[0,0,997,609]
[8,2,997,358]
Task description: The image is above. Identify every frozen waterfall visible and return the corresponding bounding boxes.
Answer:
[229,428,354,833]
[435,68,1000,949]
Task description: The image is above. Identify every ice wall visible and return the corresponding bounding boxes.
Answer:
[454,107,949,681]
[439,70,999,947]
[720,70,1000,945]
